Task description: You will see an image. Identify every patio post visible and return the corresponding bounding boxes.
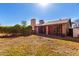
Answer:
[36,27,39,34]
[46,26,48,35]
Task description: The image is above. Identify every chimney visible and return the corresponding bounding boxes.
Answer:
[39,20,44,24]
[31,18,36,31]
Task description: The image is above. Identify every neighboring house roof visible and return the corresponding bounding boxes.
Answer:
[35,19,70,26]
[73,19,79,28]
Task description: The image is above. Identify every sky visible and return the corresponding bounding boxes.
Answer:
[0,3,79,26]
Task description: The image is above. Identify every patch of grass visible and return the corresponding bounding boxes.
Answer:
[35,46,63,56]
[0,35,79,56]
[5,44,34,56]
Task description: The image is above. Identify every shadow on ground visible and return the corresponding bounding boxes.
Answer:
[36,34,79,43]
[0,34,31,38]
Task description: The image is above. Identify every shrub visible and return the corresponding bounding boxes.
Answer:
[0,25,32,36]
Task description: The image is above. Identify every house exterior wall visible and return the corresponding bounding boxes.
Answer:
[34,23,70,36]
[62,23,68,36]
[48,25,56,35]
[48,24,62,35]
[35,26,46,34]
[34,20,71,36]
[35,26,39,34]
[73,28,79,37]
[38,26,46,34]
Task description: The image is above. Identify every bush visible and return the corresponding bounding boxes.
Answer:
[0,25,32,36]
[20,26,32,36]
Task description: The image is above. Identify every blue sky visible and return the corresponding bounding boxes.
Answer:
[0,3,79,26]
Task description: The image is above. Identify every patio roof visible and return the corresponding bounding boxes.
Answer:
[35,19,70,26]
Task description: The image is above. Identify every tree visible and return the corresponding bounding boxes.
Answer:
[12,24,22,35]
[21,21,27,26]
[0,24,32,36]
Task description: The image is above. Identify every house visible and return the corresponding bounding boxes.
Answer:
[73,19,79,28]
[31,18,72,37]
[73,28,79,37]
[73,19,79,37]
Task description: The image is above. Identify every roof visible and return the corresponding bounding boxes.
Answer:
[35,19,70,26]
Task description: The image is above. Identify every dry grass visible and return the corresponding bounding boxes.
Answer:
[0,35,79,56]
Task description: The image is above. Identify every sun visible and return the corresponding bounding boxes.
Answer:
[39,3,48,7]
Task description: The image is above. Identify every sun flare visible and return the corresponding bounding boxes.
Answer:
[39,3,48,7]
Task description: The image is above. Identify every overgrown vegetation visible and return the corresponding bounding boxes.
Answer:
[0,24,32,36]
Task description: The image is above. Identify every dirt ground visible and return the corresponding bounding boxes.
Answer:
[0,35,79,56]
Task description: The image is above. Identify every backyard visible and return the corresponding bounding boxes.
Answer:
[0,35,79,56]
